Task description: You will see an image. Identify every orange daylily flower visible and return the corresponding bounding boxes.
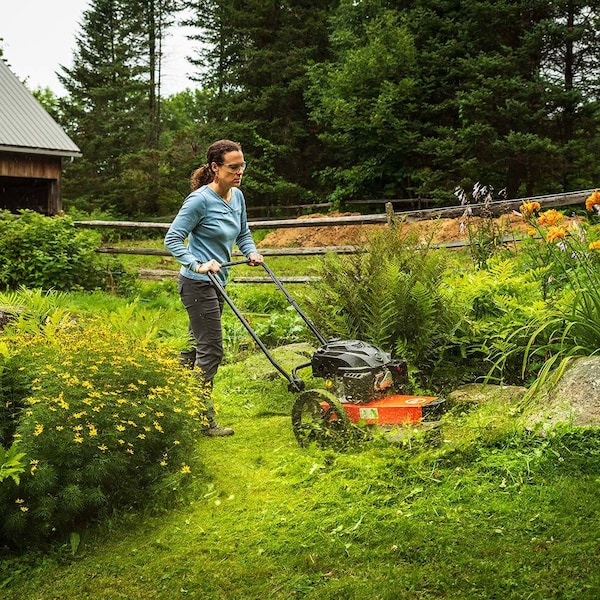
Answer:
[585,189,600,212]
[547,226,567,242]
[537,209,564,227]
[519,201,541,218]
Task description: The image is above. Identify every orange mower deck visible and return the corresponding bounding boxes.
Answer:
[325,395,445,425]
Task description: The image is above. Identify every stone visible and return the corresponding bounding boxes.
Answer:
[526,356,600,429]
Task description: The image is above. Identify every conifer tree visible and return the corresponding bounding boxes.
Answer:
[59,0,181,216]
[182,0,336,208]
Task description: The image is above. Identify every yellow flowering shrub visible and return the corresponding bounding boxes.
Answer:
[0,316,210,547]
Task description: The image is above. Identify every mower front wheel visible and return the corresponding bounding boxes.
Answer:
[291,388,350,448]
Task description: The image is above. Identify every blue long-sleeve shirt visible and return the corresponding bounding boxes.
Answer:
[164,185,257,286]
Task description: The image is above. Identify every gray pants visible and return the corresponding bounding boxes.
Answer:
[178,274,225,425]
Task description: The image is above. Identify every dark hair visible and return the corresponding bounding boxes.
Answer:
[190,139,242,191]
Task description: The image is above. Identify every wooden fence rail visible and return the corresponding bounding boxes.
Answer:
[74,188,592,233]
[79,189,593,281]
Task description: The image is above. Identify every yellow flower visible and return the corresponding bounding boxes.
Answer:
[98,444,108,452]
[74,435,84,444]
[160,460,168,467]
[181,464,192,474]
[33,424,44,436]
[116,424,126,432]
[15,498,25,504]
[30,460,39,476]
[537,209,564,227]
[55,425,64,431]
[20,506,29,512]
[137,433,146,439]
[519,201,541,220]
[585,189,600,211]
[589,241,600,250]
[547,226,567,242]
[88,425,98,437]
[126,448,134,455]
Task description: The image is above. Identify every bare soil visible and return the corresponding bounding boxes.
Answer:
[257,212,533,248]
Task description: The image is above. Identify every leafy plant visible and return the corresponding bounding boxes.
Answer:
[488,197,600,386]
[454,182,510,268]
[0,210,136,294]
[303,224,466,391]
[0,443,26,484]
[0,311,210,548]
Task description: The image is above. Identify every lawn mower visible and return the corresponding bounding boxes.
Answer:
[207,260,445,447]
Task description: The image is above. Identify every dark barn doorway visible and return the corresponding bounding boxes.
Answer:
[0,176,55,214]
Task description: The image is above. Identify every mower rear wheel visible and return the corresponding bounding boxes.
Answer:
[291,388,350,448]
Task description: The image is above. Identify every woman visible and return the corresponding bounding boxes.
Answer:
[165,140,263,437]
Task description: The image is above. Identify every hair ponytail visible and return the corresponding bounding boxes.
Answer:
[190,164,213,191]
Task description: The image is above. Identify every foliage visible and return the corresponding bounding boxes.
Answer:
[0,443,26,485]
[445,256,548,386]
[302,224,465,391]
[58,0,181,217]
[182,0,335,208]
[3,352,600,598]
[38,1,600,218]
[306,2,418,205]
[454,182,510,268]
[487,195,600,386]
[0,309,210,548]
[0,211,136,294]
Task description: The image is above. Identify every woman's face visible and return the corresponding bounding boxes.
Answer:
[213,150,246,188]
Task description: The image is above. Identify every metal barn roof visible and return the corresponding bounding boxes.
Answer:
[0,59,81,157]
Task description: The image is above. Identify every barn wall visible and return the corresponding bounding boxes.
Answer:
[0,151,62,179]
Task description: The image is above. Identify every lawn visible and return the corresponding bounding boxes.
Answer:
[2,344,600,599]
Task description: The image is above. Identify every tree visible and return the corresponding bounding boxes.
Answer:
[58,0,182,217]
[182,0,336,209]
[310,0,600,203]
[306,0,419,205]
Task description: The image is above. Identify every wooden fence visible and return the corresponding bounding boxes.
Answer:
[75,188,593,282]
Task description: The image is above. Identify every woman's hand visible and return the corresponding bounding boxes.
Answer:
[248,252,264,266]
[195,259,221,274]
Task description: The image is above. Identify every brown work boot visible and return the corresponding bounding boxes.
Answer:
[205,425,234,437]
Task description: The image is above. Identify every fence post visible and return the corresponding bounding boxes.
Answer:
[386,202,395,229]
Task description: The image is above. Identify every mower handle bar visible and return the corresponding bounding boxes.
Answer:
[205,259,327,391]
[219,259,327,345]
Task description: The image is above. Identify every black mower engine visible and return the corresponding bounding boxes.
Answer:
[311,339,409,404]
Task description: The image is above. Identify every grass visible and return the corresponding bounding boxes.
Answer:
[2,246,600,598]
[2,343,600,599]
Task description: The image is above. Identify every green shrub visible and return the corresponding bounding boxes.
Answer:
[302,225,466,391]
[0,313,209,548]
[0,210,136,293]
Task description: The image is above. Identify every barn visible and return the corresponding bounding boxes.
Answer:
[0,59,81,215]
